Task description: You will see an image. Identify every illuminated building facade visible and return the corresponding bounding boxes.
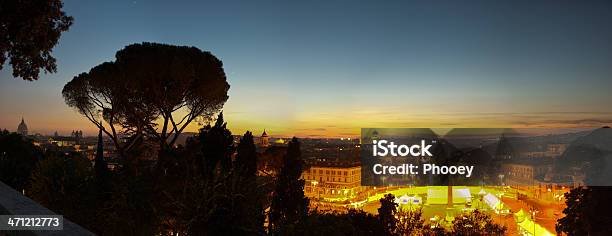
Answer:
[501,162,550,186]
[546,143,567,157]
[302,161,365,199]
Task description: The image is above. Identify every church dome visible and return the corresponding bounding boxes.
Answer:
[17,118,28,136]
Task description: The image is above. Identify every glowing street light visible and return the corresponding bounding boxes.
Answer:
[529,207,540,236]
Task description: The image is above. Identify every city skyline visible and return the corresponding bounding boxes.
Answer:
[2,0,612,137]
[3,1,611,235]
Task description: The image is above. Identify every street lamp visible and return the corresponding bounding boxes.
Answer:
[529,207,539,236]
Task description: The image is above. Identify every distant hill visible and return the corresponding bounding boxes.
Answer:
[554,127,612,185]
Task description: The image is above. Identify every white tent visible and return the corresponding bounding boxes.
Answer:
[515,210,554,236]
[397,194,422,205]
[483,193,503,211]
[426,187,472,205]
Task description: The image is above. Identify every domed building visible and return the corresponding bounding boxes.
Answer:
[17,118,28,136]
[260,129,270,147]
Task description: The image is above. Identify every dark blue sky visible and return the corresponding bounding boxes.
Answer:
[1,0,612,136]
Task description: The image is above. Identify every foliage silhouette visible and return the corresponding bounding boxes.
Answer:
[0,0,73,80]
[94,128,111,198]
[395,208,427,235]
[378,193,398,234]
[62,42,229,159]
[269,137,309,234]
[285,209,388,235]
[0,130,41,191]
[232,131,266,234]
[28,151,99,231]
[451,210,506,236]
[154,114,267,235]
[556,187,612,235]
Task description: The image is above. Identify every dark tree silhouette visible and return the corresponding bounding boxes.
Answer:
[28,151,98,229]
[395,208,428,235]
[93,128,110,198]
[101,168,158,235]
[556,187,612,235]
[378,193,398,234]
[0,0,73,80]
[235,131,257,176]
[154,115,269,235]
[62,42,230,157]
[451,210,506,236]
[269,137,309,234]
[231,131,265,234]
[196,113,236,235]
[157,113,237,235]
[345,209,389,235]
[258,145,288,177]
[285,209,388,235]
[0,130,41,191]
[235,131,257,180]
[199,112,234,177]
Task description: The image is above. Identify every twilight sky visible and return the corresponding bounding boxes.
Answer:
[1,0,612,137]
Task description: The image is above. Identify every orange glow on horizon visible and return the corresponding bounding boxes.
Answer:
[1,110,609,138]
